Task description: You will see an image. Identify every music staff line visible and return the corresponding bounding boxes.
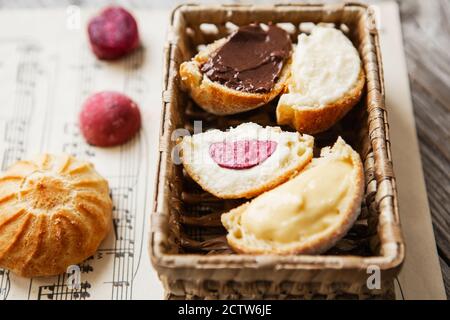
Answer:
[1,40,43,299]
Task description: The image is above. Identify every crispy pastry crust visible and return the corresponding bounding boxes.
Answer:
[180,132,314,199]
[0,154,112,277]
[180,38,292,115]
[181,151,313,200]
[221,138,365,254]
[276,69,365,134]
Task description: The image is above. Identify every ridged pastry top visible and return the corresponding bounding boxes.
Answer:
[0,154,112,277]
[221,137,364,254]
[279,26,361,107]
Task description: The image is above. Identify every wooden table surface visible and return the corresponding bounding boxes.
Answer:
[0,0,448,299]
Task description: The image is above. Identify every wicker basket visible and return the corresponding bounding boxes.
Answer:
[151,2,405,299]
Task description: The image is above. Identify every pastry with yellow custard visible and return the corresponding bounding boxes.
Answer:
[0,154,112,277]
[276,26,365,134]
[221,137,364,254]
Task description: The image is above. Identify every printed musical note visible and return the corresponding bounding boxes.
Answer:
[37,280,91,300]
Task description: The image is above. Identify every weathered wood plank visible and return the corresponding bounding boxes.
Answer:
[399,0,450,298]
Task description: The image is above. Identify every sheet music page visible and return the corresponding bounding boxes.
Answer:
[0,8,165,300]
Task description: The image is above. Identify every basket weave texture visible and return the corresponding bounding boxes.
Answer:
[151,2,405,300]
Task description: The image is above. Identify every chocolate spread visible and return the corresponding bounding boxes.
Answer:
[201,24,292,94]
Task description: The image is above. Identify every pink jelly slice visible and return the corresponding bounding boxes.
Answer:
[209,140,278,169]
[79,91,141,147]
[88,6,140,60]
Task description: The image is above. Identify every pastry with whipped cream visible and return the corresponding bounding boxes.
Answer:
[221,137,364,254]
[180,24,292,115]
[180,123,313,199]
[277,26,365,134]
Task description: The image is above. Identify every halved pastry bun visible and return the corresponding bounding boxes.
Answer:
[221,137,364,254]
[179,38,292,115]
[276,26,365,134]
[180,123,314,199]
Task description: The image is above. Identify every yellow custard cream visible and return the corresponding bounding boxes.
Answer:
[240,158,354,243]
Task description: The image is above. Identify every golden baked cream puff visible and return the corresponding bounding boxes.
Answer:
[0,154,112,277]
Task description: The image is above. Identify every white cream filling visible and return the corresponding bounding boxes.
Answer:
[279,26,361,108]
[182,123,312,195]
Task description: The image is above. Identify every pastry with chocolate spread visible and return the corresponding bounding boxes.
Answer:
[180,24,292,115]
[277,26,365,134]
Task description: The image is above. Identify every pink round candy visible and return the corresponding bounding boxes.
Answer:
[79,91,141,147]
[88,6,140,60]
